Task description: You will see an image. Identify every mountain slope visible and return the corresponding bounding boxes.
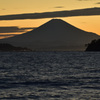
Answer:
[0,19,99,51]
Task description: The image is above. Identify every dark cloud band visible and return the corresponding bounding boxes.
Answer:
[0,34,16,36]
[0,27,35,33]
[96,2,100,4]
[0,7,100,20]
[54,6,64,8]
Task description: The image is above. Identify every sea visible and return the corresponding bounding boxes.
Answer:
[0,51,100,100]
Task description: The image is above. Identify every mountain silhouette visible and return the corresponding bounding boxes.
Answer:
[0,19,99,51]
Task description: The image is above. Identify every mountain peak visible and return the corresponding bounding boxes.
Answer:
[34,18,73,32]
[49,18,65,22]
[44,18,69,25]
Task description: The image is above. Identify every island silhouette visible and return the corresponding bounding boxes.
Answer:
[0,19,99,51]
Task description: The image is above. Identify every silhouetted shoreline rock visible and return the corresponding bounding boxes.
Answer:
[0,43,32,52]
[85,39,100,51]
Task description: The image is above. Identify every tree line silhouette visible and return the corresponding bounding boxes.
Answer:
[86,39,100,51]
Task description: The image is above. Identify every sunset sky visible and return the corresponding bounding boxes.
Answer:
[0,0,100,39]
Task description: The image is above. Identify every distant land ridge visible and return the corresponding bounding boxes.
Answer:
[0,19,99,51]
[0,43,31,51]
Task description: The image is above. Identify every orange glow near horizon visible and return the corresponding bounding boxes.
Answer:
[64,16,100,35]
[0,16,100,38]
[0,0,100,38]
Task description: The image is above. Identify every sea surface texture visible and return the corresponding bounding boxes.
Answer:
[0,52,100,100]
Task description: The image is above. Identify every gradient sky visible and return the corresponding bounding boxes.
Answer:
[0,0,100,39]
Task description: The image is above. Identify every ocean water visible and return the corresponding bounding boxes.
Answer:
[0,52,100,100]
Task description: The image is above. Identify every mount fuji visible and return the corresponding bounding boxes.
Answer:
[0,19,99,51]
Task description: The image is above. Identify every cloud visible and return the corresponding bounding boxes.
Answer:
[0,34,16,39]
[0,27,36,38]
[0,7,100,20]
[2,9,6,10]
[78,0,95,1]
[54,6,64,8]
[0,9,6,10]
[0,27,35,33]
[21,27,36,30]
[78,0,88,1]
[0,34,16,36]
[96,2,100,4]
[0,8,6,11]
